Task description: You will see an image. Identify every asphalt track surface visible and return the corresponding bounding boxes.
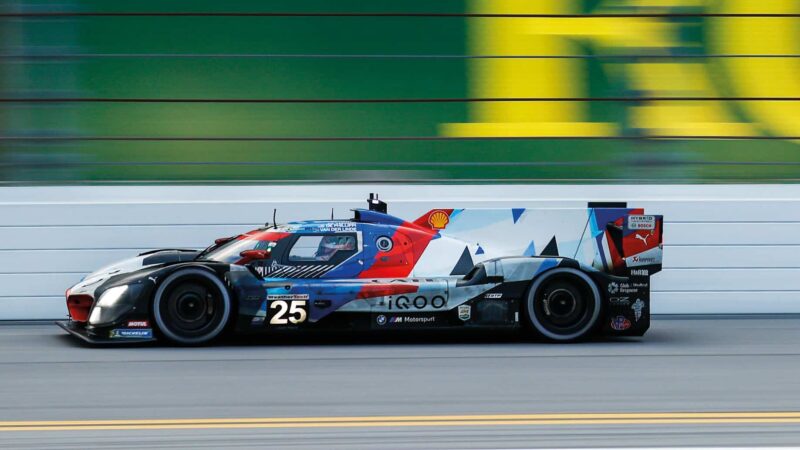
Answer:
[2,317,800,449]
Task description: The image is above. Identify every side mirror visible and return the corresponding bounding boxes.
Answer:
[240,249,270,260]
[215,237,234,246]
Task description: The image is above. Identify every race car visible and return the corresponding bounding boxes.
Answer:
[57,194,663,344]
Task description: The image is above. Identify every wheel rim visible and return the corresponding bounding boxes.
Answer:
[543,288,582,326]
[153,269,230,344]
[527,268,600,341]
[167,284,216,332]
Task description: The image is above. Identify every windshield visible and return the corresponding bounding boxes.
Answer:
[202,238,276,264]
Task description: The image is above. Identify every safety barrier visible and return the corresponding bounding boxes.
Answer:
[1,184,796,319]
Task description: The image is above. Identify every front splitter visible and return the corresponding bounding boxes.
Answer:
[56,320,157,345]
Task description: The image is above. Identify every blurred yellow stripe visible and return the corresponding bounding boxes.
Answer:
[3,412,800,431]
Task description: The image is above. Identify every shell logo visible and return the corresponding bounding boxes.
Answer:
[427,210,450,229]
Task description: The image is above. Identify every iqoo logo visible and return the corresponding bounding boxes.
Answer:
[389,295,447,310]
[441,0,800,141]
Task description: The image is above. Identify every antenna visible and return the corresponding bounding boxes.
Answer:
[331,208,334,220]
[273,208,277,228]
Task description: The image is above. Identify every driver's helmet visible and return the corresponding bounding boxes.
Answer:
[316,235,355,260]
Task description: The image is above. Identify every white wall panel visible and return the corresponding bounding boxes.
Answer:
[1,184,799,319]
[653,292,800,315]
[0,297,66,321]
[0,274,83,297]
[654,269,800,292]
[0,225,251,250]
[663,245,800,269]
[666,223,800,245]
[0,249,150,273]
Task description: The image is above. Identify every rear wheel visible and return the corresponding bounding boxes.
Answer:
[525,268,601,342]
[152,269,231,345]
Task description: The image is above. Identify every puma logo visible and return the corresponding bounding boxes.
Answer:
[635,233,649,246]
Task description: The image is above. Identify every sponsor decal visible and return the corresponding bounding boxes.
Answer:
[610,316,631,331]
[633,255,658,264]
[630,269,649,277]
[267,299,308,325]
[629,215,656,230]
[255,260,280,277]
[376,236,394,252]
[110,328,153,339]
[609,297,630,306]
[631,298,645,322]
[267,294,310,301]
[632,255,658,264]
[484,293,502,299]
[312,221,357,233]
[148,276,157,284]
[427,210,450,230]
[126,320,149,328]
[634,233,651,246]
[608,281,646,295]
[388,295,446,310]
[458,304,471,321]
[431,296,446,309]
[394,316,435,324]
[379,315,437,326]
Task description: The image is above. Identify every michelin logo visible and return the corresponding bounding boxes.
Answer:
[110,328,153,339]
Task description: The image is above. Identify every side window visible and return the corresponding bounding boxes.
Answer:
[288,235,357,263]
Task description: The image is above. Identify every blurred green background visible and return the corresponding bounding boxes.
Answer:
[1,0,799,183]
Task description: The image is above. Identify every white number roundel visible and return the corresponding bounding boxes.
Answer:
[376,236,393,252]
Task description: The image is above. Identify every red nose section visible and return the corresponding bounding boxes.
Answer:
[66,295,93,323]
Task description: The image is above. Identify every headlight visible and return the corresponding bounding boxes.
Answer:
[89,285,135,326]
[96,285,128,308]
[88,307,103,324]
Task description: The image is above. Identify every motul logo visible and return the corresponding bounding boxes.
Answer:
[126,320,149,328]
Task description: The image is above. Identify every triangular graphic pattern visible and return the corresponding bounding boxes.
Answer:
[540,237,560,256]
[450,246,475,275]
[523,241,536,257]
[512,208,525,224]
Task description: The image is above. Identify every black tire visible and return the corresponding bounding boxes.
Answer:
[525,268,601,342]
[152,268,231,345]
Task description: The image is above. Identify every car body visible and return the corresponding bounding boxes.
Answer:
[58,195,664,344]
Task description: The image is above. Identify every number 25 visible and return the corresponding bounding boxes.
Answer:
[269,300,308,325]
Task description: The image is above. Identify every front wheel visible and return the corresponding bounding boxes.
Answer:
[525,268,601,342]
[152,268,231,345]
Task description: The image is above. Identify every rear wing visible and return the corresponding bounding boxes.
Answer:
[588,207,663,277]
[410,203,663,277]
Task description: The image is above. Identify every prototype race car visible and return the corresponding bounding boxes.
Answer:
[58,194,663,344]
